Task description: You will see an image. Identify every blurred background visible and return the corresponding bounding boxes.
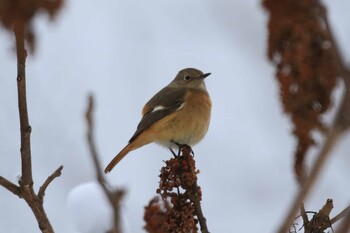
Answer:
[1,0,350,232]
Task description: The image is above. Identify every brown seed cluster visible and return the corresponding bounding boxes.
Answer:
[164,193,198,233]
[262,0,338,183]
[144,147,201,233]
[158,149,199,194]
[0,0,63,52]
[144,197,170,233]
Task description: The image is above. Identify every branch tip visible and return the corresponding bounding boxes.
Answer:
[38,165,63,200]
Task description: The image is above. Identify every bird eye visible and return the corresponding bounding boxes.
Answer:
[183,75,191,81]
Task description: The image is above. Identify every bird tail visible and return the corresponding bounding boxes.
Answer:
[104,144,133,173]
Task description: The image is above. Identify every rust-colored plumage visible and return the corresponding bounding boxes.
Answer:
[105,68,211,173]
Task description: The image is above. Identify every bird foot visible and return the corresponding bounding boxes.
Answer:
[169,141,194,157]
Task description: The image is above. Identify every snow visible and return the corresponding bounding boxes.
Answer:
[67,182,112,233]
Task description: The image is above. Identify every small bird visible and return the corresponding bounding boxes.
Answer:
[104,68,211,173]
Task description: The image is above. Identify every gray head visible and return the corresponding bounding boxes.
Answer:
[169,68,211,90]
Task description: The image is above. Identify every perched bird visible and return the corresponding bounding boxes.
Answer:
[104,68,211,173]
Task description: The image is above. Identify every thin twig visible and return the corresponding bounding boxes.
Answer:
[330,204,350,225]
[320,2,350,131]
[14,20,58,233]
[85,94,124,233]
[187,183,209,233]
[300,203,309,227]
[85,95,110,192]
[38,165,63,200]
[320,5,349,80]
[335,209,350,233]
[0,176,21,196]
[85,95,108,185]
[0,19,63,233]
[277,128,341,233]
[0,2,64,233]
[14,19,33,189]
[180,146,210,233]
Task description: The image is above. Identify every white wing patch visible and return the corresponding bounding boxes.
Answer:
[176,103,185,111]
[151,103,185,113]
[152,105,166,112]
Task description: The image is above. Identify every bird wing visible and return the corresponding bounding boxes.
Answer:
[129,87,186,143]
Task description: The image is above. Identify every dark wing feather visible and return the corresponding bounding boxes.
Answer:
[129,87,186,143]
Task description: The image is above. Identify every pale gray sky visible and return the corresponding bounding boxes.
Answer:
[1,1,350,232]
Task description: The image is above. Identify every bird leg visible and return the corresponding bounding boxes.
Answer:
[168,147,178,157]
[170,141,194,157]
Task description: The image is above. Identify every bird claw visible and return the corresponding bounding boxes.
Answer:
[169,141,194,157]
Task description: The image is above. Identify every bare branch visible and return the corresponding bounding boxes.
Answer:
[331,203,350,225]
[0,14,63,233]
[13,20,58,233]
[334,79,350,132]
[0,176,21,196]
[278,128,341,233]
[85,94,125,233]
[38,165,63,200]
[304,199,333,233]
[14,20,33,188]
[187,182,209,233]
[320,5,349,79]
[0,1,64,233]
[320,2,350,131]
[181,146,209,233]
[335,208,350,233]
[85,95,107,185]
[299,203,309,226]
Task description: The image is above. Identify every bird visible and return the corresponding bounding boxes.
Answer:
[104,68,211,173]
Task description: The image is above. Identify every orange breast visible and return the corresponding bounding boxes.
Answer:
[148,89,211,146]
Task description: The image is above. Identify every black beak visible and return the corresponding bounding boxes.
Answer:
[201,73,211,79]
